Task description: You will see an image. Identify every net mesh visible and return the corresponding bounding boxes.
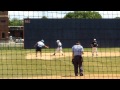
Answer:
[0,11,120,79]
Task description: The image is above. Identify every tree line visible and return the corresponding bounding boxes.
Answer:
[9,11,119,26]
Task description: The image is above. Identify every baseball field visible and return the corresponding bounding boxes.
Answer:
[0,43,120,79]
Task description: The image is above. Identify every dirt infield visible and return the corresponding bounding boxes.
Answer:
[7,74,120,79]
[26,52,120,60]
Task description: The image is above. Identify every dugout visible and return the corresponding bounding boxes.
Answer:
[24,19,120,49]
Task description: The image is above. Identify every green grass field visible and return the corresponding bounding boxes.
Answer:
[0,46,120,78]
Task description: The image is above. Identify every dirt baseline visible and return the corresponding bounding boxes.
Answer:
[26,52,120,60]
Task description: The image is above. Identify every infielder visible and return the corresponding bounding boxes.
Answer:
[91,38,98,57]
[53,40,64,55]
[34,39,49,57]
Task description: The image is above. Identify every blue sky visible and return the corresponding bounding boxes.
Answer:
[8,11,120,20]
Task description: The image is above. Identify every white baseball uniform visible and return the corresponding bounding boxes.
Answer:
[53,40,63,55]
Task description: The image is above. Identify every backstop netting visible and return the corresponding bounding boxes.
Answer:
[0,11,120,79]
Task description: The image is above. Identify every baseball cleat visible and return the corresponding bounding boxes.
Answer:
[80,73,83,76]
[53,54,55,55]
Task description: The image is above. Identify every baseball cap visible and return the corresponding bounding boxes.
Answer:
[76,41,80,44]
[94,39,96,41]
[41,39,44,42]
[56,40,60,42]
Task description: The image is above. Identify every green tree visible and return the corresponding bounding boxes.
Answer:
[64,11,102,19]
[115,17,120,19]
[9,18,23,26]
[41,16,48,19]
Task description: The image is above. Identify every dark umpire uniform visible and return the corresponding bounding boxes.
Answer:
[72,41,84,76]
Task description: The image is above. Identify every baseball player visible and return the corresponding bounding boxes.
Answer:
[91,38,98,57]
[53,40,64,55]
[34,39,49,57]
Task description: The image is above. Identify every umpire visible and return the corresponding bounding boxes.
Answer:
[72,41,84,76]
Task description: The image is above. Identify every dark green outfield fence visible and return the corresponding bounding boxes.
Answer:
[24,19,120,49]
